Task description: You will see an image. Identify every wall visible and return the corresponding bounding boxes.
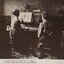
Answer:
[3,0,64,16]
[4,0,23,15]
[4,0,41,15]
[3,0,49,15]
[0,0,4,15]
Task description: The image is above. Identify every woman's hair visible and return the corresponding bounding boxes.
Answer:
[13,9,19,17]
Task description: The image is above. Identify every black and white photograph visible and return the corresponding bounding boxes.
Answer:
[0,0,64,60]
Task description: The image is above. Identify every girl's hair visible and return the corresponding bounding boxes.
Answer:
[13,9,19,17]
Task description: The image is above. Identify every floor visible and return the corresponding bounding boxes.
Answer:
[10,47,64,59]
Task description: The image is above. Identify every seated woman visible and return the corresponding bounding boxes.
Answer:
[10,9,24,53]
